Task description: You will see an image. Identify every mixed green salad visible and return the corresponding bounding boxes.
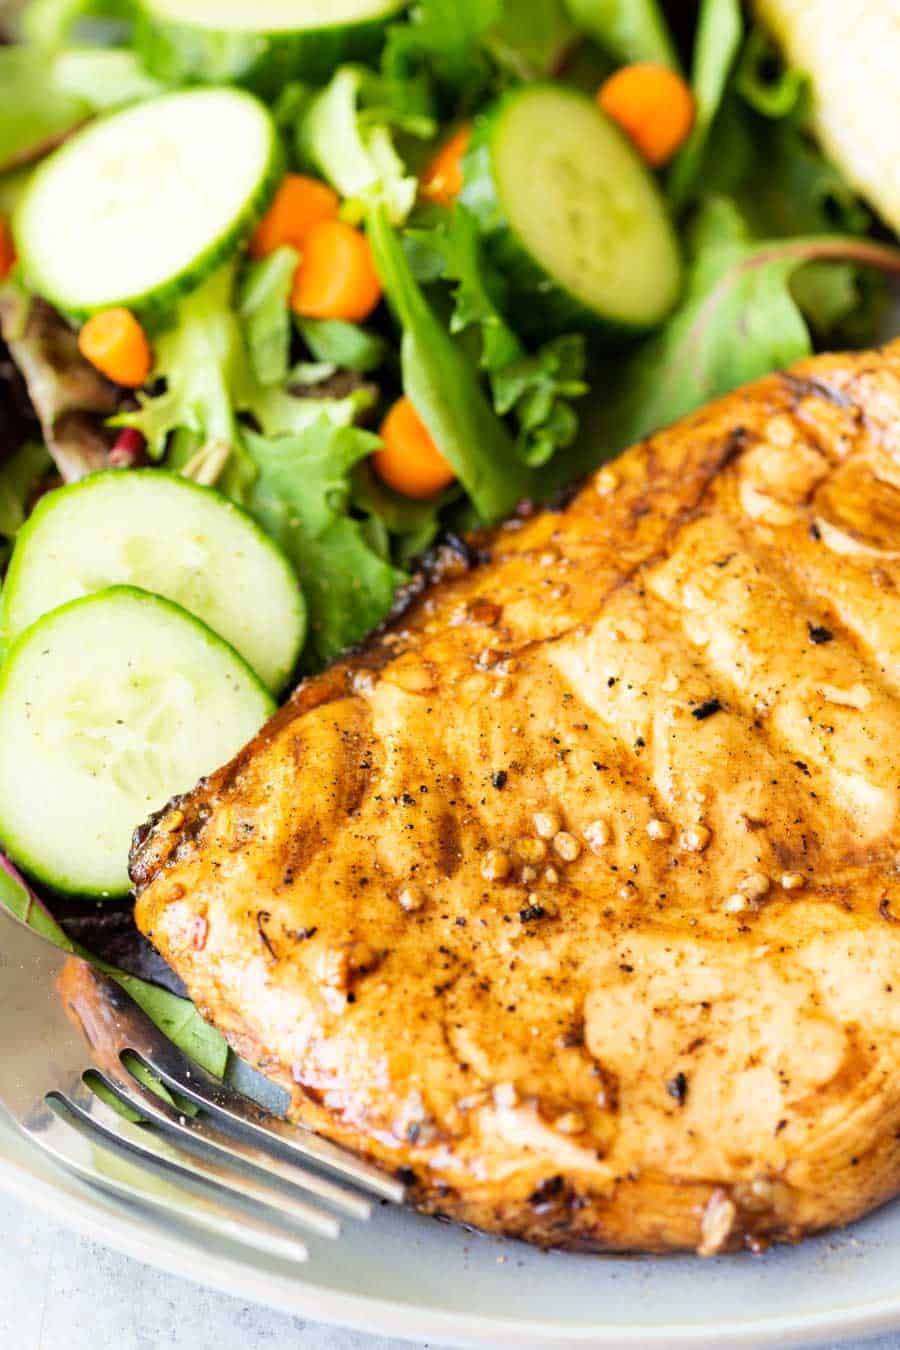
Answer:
[1,0,900,1066]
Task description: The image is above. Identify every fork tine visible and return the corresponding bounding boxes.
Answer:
[101,1056,371,1221]
[28,1094,308,1263]
[130,1045,405,1204]
[63,1076,341,1241]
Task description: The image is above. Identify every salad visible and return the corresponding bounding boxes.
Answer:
[1,0,900,1065]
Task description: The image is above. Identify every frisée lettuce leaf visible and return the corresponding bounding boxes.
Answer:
[243,420,405,666]
[413,206,587,467]
[116,263,371,504]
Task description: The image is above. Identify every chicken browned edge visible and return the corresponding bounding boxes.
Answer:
[131,342,900,1256]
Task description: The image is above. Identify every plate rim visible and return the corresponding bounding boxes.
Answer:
[5,1124,900,1350]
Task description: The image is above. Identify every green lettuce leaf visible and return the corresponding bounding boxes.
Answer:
[381,0,500,107]
[243,420,405,666]
[352,461,450,566]
[298,67,421,226]
[485,0,578,80]
[736,109,878,342]
[117,264,259,503]
[0,46,163,175]
[249,382,375,440]
[368,205,536,523]
[295,316,389,373]
[0,857,228,1079]
[0,47,89,173]
[563,0,677,68]
[491,335,586,467]
[237,246,298,387]
[692,43,881,346]
[669,0,743,206]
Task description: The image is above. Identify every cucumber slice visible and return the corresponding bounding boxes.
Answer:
[14,88,280,320]
[460,84,683,335]
[1,470,304,693]
[134,0,406,94]
[0,586,274,897]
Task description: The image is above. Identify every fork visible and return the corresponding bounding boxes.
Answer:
[0,899,404,1263]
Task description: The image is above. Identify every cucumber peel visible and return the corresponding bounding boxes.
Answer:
[134,0,406,94]
[1,469,305,692]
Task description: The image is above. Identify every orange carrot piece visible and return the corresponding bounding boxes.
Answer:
[0,216,15,281]
[420,124,472,206]
[78,308,152,388]
[373,396,456,500]
[597,63,694,168]
[291,219,383,323]
[249,173,340,260]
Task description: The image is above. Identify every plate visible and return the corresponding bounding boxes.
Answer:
[5,1102,900,1349]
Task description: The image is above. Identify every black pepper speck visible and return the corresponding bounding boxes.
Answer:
[692,699,722,721]
[667,1072,688,1105]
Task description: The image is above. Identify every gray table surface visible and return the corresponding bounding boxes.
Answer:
[2,1190,900,1350]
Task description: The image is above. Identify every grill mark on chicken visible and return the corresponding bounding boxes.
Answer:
[781,371,857,410]
[646,517,897,840]
[731,517,900,704]
[132,343,900,1255]
[552,583,836,893]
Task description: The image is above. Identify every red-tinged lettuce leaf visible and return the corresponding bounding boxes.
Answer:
[0,282,115,481]
[557,199,900,481]
[55,896,187,997]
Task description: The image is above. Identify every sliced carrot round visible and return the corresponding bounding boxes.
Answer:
[420,124,472,207]
[77,308,152,388]
[597,63,694,168]
[249,173,340,260]
[0,216,15,282]
[373,396,456,500]
[291,219,382,323]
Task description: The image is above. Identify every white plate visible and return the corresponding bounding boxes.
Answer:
[5,1102,900,1349]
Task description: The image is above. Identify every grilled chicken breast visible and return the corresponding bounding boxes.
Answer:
[132,342,900,1255]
